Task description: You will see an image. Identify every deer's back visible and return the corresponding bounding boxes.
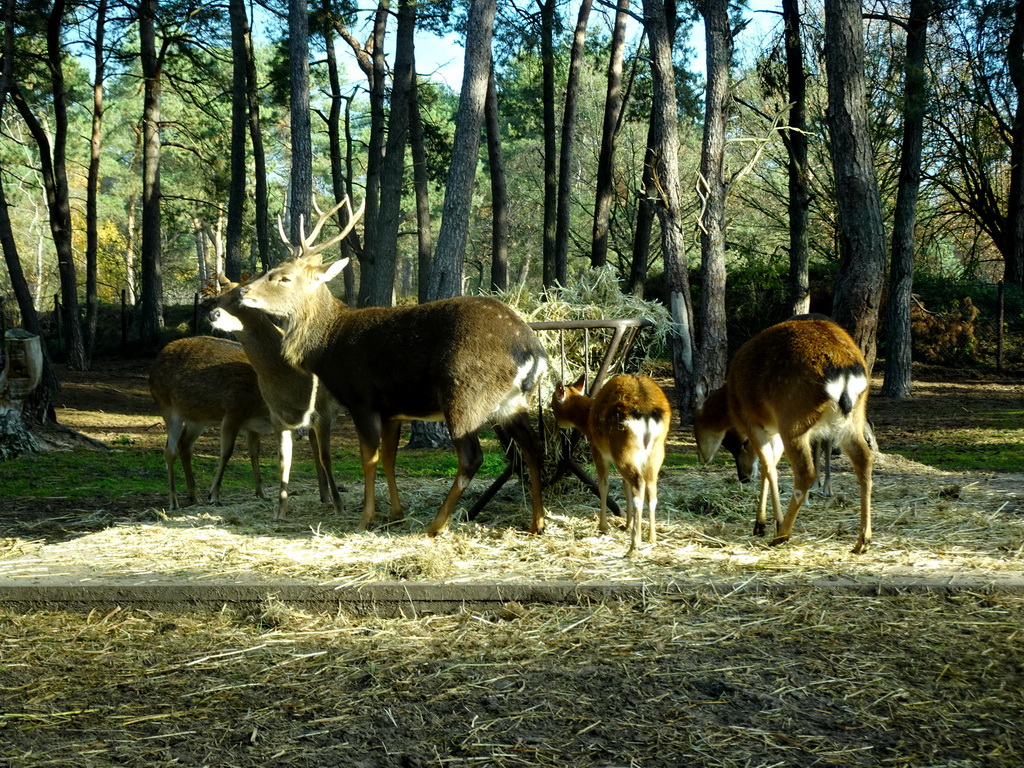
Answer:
[149,337,270,425]
[588,375,671,458]
[726,319,867,433]
[302,296,545,421]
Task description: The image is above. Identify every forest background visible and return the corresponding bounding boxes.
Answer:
[1,0,1023,424]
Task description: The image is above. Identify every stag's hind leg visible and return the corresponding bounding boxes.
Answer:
[842,430,874,554]
[501,411,547,535]
[426,433,483,537]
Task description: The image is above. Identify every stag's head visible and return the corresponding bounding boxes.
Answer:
[240,197,363,320]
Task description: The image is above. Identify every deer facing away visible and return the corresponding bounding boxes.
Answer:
[693,317,874,554]
[207,279,346,521]
[237,198,548,536]
[551,374,671,555]
[149,336,273,510]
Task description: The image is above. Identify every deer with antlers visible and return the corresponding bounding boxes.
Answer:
[237,198,548,536]
[207,277,346,521]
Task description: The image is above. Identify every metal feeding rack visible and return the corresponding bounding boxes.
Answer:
[468,318,654,521]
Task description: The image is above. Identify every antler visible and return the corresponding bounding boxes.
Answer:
[277,197,366,262]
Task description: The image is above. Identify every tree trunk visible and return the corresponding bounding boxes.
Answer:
[782,0,810,315]
[85,0,106,359]
[643,0,694,420]
[485,61,509,293]
[697,0,731,392]
[243,13,269,272]
[427,0,496,301]
[1005,0,1024,288]
[553,0,592,286]
[355,0,390,306]
[881,0,931,399]
[364,0,415,307]
[289,0,312,242]
[138,0,164,349]
[226,0,248,281]
[628,120,658,296]
[592,0,630,270]
[540,0,558,290]
[825,0,886,371]
[410,71,433,304]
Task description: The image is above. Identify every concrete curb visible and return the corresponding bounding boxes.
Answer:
[2,576,1023,614]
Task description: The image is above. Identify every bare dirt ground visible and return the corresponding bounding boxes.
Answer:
[1,356,1023,767]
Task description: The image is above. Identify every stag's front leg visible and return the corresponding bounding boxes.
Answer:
[352,415,384,532]
[380,419,404,522]
[426,434,483,537]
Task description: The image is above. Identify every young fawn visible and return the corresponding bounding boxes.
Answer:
[237,198,548,536]
[149,336,272,510]
[551,374,671,555]
[693,317,873,554]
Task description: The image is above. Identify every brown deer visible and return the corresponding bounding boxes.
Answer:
[237,198,548,536]
[149,336,273,510]
[693,317,873,554]
[207,278,346,521]
[551,374,671,555]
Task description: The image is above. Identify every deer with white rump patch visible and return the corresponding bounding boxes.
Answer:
[207,277,346,521]
[149,336,273,510]
[237,198,548,536]
[551,374,671,555]
[693,317,874,554]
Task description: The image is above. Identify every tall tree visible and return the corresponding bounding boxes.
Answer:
[363,0,415,306]
[1005,0,1024,287]
[553,0,593,286]
[592,0,631,269]
[243,8,269,273]
[13,0,86,369]
[881,0,932,399]
[289,0,313,242]
[825,0,887,370]
[540,0,558,289]
[85,0,107,358]
[225,0,248,280]
[427,0,497,300]
[410,71,433,303]
[782,0,810,315]
[137,0,165,349]
[642,0,694,418]
[696,0,731,391]
[485,61,509,292]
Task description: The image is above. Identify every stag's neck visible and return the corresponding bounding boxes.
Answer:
[282,287,351,372]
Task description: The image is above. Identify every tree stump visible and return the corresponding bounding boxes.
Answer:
[0,329,44,460]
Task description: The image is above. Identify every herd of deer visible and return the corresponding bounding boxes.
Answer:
[149,199,875,556]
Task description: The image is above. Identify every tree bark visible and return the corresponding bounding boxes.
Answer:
[553,0,593,286]
[1005,0,1024,288]
[592,0,630,269]
[697,0,731,392]
[364,0,415,307]
[410,70,433,303]
[485,62,509,292]
[782,0,810,315]
[643,0,694,420]
[881,0,930,399]
[289,0,313,243]
[226,0,248,281]
[138,0,164,349]
[825,0,886,371]
[243,12,269,273]
[540,0,558,290]
[628,119,658,295]
[427,0,496,301]
[85,0,107,359]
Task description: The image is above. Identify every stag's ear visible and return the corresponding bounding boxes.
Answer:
[570,374,587,393]
[694,377,709,412]
[316,258,350,284]
[553,381,566,401]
